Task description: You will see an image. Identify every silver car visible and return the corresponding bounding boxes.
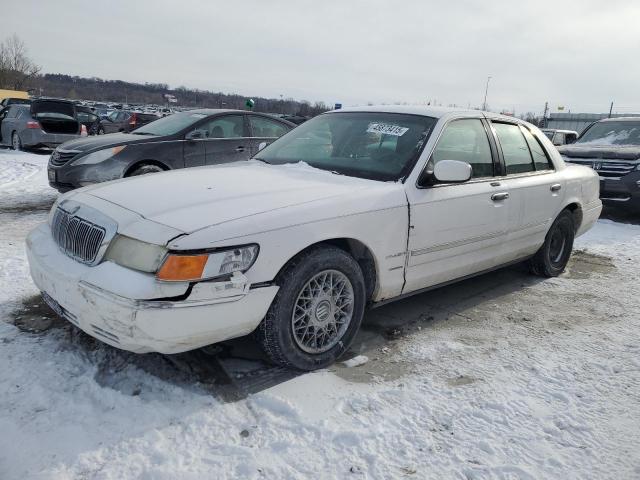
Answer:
[0,99,83,150]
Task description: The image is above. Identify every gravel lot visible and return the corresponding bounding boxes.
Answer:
[1,149,639,479]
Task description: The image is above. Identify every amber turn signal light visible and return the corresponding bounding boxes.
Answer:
[157,254,208,281]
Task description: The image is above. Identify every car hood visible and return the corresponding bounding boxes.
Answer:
[80,161,397,234]
[557,143,640,160]
[59,133,155,152]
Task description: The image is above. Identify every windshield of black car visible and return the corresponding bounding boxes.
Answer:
[131,112,206,136]
[577,121,640,145]
[254,112,437,181]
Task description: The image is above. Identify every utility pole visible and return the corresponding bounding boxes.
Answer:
[608,101,614,118]
[542,101,549,128]
[482,76,492,111]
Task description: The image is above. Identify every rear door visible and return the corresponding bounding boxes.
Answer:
[247,114,292,155]
[404,117,513,293]
[490,121,565,261]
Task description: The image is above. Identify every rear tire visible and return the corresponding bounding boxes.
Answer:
[257,246,366,370]
[11,132,22,151]
[126,164,165,177]
[529,210,575,277]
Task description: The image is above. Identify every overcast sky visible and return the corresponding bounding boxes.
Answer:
[3,0,640,115]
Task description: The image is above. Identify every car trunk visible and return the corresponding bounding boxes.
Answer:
[31,100,79,134]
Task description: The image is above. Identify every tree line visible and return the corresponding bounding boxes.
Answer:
[0,34,329,117]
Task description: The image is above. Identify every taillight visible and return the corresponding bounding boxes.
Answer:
[129,113,137,127]
[26,121,41,129]
[81,124,88,136]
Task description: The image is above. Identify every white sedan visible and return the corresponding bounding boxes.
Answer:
[26,106,602,370]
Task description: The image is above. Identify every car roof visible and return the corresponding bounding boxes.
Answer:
[542,128,578,134]
[598,116,640,123]
[330,105,521,124]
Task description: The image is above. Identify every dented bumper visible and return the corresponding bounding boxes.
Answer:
[26,224,279,354]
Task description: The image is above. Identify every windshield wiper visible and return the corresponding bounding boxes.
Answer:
[253,157,271,164]
[130,131,156,136]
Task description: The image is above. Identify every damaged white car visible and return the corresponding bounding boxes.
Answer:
[26,106,602,370]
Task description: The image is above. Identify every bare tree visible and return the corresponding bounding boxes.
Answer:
[0,34,41,90]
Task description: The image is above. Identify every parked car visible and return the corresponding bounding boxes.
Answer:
[97,110,159,134]
[541,128,578,146]
[75,105,101,136]
[0,97,32,108]
[0,99,84,150]
[27,106,601,370]
[48,109,295,191]
[557,117,640,211]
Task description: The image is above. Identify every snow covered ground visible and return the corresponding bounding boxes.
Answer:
[1,149,639,480]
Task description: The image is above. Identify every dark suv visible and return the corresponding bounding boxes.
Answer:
[98,110,159,134]
[558,117,640,211]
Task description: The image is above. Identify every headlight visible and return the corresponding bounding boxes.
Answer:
[73,146,126,165]
[104,235,168,273]
[157,244,259,282]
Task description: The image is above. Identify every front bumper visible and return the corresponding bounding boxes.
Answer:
[48,156,128,192]
[26,224,279,354]
[599,171,640,210]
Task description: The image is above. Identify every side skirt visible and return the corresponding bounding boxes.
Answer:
[369,255,534,309]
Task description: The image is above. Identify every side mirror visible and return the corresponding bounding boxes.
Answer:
[258,141,269,151]
[186,130,206,140]
[432,160,472,183]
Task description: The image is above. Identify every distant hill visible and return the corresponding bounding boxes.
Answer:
[30,73,329,116]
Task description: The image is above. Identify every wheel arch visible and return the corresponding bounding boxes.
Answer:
[562,202,583,233]
[124,159,171,177]
[274,237,379,302]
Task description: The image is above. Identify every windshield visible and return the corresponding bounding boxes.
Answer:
[577,121,640,146]
[131,111,206,136]
[254,112,437,181]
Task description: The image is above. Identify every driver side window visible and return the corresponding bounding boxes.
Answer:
[191,115,245,139]
[431,119,494,178]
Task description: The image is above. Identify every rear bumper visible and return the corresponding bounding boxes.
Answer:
[26,224,279,354]
[576,200,602,237]
[21,130,80,148]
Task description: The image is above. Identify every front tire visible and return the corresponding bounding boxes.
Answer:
[530,210,575,277]
[126,164,165,177]
[97,127,105,135]
[257,246,366,370]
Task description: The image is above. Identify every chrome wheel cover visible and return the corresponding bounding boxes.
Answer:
[291,269,354,354]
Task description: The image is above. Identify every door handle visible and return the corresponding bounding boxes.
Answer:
[235,146,246,152]
[491,192,509,201]
[550,184,562,192]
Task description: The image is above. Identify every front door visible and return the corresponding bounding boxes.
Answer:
[200,114,250,165]
[404,118,512,293]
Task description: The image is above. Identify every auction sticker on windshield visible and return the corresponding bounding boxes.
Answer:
[367,123,409,136]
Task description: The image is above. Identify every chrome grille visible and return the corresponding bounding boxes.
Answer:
[51,207,106,264]
[50,149,80,166]
[566,159,637,178]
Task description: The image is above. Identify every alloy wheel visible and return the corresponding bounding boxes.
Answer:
[291,270,354,354]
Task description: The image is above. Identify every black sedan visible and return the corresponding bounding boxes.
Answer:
[48,109,295,192]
